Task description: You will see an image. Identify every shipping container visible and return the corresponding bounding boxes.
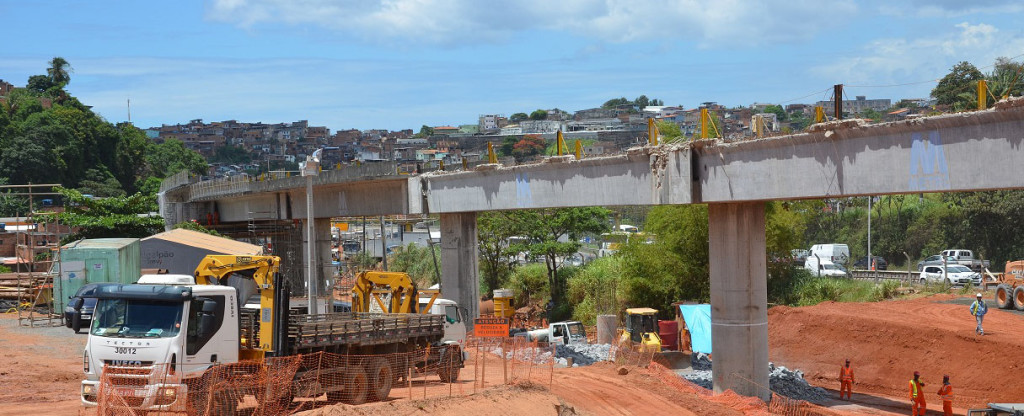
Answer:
[55,238,140,312]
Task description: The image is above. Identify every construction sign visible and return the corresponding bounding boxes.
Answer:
[474,317,510,338]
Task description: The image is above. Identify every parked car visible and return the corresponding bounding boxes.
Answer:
[917,255,958,271]
[804,258,848,278]
[64,283,103,334]
[919,264,981,286]
[940,249,991,272]
[853,256,888,270]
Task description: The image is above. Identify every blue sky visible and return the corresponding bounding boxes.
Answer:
[2,0,1023,131]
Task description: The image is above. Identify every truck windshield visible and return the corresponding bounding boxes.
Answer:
[567,323,585,337]
[91,299,184,338]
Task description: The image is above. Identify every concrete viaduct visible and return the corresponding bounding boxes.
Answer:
[159,99,1024,401]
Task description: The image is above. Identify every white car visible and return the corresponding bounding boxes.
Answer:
[919,265,981,286]
[804,258,848,278]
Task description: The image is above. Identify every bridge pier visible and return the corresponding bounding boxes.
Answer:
[709,202,770,401]
[440,212,480,330]
[301,218,333,309]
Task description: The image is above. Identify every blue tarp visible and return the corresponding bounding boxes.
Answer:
[678,304,712,354]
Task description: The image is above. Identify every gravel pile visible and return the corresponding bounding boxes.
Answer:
[691,352,712,371]
[554,343,611,367]
[680,359,828,403]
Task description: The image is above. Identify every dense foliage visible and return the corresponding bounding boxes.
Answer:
[52,187,164,241]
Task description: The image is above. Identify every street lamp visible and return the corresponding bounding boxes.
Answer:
[301,148,323,314]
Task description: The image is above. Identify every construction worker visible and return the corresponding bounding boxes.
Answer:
[910,371,926,416]
[937,375,953,416]
[970,293,988,335]
[839,359,854,400]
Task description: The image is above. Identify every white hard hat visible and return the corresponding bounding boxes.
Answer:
[976,293,983,297]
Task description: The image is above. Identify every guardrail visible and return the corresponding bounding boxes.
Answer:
[848,270,920,281]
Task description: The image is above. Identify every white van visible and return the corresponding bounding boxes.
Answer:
[809,244,850,266]
[804,257,848,278]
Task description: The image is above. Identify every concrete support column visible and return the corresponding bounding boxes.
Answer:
[440,212,479,330]
[302,218,333,312]
[709,202,770,401]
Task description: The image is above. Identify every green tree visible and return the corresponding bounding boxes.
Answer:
[510,113,529,122]
[763,104,787,122]
[144,139,208,178]
[932,61,984,109]
[477,212,518,294]
[76,168,127,197]
[26,75,56,94]
[388,243,442,286]
[210,144,252,164]
[173,221,222,236]
[635,95,650,109]
[498,136,518,158]
[505,207,611,307]
[529,109,548,120]
[987,57,1024,102]
[47,57,72,87]
[52,187,164,241]
[602,97,630,109]
[655,120,684,143]
[415,125,434,137]
[861,108,883,121]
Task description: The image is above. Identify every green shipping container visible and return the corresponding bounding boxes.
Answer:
[55,238,141,312]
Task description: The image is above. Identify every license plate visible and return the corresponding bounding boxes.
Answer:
[114,388,140,397]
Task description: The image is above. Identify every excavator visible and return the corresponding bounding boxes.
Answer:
[350,270,467,347]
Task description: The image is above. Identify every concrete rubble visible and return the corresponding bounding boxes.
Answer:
[553,343,612,367]
[681,359,829,403]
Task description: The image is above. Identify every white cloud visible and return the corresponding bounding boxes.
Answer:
[204,0,857,47]
[810,22,1024,88]
[877,0,1024,18]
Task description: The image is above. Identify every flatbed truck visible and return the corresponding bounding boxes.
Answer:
[76,256,464,414]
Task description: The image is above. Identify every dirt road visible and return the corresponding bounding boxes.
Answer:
[0,314,85,416]
[769,293,1024,411]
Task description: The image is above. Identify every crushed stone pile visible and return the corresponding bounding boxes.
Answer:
[681,360,828,403]
[554,343,612,367]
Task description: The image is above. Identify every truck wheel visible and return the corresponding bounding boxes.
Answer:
[995,284,1013,309]
[1014,287,1024,312]
[920,278,927,285]
[437,345,462,383]
[341,368,369,405]
[366,356,394,402]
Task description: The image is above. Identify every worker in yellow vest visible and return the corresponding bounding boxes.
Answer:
[937,375,953,416]
[839,359,854,400]
[909,371,926,416]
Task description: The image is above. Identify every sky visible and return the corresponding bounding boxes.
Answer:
[2,0,1024,132]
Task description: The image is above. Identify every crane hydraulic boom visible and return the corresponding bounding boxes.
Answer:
[193,255,283,358]
[352,270,440,314]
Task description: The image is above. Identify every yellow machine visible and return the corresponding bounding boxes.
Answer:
[351,270,440,314]
[619,307,662,353]
[492,289,515,319]
[193,255,282,360]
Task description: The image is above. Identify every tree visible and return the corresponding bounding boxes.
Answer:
[602,97,630,109]
[498,136,518,158]
[655,120,684,143]
[77,168,127,197]
[26,75,56,94]
[529,109,548,120]
[763,104,787,122]
[635,95,650,109]
[932,61,984,109]
[144,139,208,178]
[504,207,611,308]
[415,125,434,137]
[388,243,442,287]
[52,187,164,242]
[477,212,519,294]
[510,113,529,122]
[511,134,546,163]
[210,144,252,164]
[861,108,883,121]
[173,221,222,236]
[47,57,72,87]
[988,57,1024,102]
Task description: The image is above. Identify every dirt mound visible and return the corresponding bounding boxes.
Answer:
[768,294,1024,408]
[300,383,568,416]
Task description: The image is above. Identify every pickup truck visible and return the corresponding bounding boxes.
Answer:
[514,321,588,346]
[941,249,991,272]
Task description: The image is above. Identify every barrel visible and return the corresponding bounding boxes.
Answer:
[596,314,617,344]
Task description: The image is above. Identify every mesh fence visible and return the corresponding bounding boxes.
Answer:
[85,337,554,415]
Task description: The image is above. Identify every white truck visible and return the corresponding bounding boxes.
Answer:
[516,321,588,345]
[804,257,848,278]
[941,249,991,272]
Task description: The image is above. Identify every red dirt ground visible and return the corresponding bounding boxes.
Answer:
[769,293,1024,411]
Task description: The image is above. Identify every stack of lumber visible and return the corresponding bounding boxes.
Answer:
[0,272,52,303]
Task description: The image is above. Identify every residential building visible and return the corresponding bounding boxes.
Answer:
[815,96,892,115]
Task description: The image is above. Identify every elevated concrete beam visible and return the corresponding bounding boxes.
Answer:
[419,150,690,214]
[694,103,1024,202]
[208,179,412,223]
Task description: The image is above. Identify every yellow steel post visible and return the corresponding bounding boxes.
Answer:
[487,142,497,163]
[556,131,565,156]
[814,106,826,123]
[647,118,658,145]
[700,108,709,140]
[574,139,583,160]
[462,158,468,170]
[978,79,988,110]
[754,114,764,139]
[440,160,445,171]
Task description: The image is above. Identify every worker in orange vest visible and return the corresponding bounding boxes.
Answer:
[839,359,854,400]
[937,375,953,416]
[910,371,927,416]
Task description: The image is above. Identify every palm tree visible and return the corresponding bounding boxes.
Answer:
[47,57,72,86]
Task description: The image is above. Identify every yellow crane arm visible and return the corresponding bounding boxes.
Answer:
[353,271,424,313]
[193,255,281,357]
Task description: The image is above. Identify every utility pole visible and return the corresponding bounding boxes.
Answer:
[380,216,388,271]
[834,84,844,120]
[301,149,322,314]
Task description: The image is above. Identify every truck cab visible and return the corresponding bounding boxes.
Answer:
[79,275,239,411]
[521,321,587,345]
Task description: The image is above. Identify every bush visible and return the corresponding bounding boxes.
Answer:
[797,278,847,305]
[872,280,901,301]
[507,263,549,308]
[567,256,624,325]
